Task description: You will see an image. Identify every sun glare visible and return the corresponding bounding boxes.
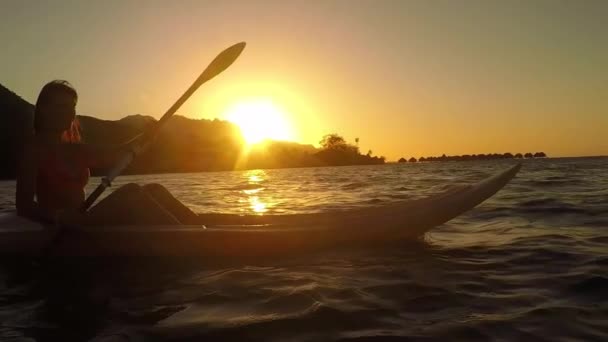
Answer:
[224,99,294,145]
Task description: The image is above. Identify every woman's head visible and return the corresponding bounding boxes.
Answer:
[34,80,80,143]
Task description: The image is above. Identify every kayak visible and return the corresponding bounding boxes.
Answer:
[0,164,521,257]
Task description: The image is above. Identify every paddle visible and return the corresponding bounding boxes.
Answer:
[81,42,246,211]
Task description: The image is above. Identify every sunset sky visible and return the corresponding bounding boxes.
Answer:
[1,0,606,159]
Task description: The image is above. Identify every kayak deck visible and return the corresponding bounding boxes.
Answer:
[0,164,521,257]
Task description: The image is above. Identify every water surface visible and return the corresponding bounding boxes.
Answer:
[1,158,606,341]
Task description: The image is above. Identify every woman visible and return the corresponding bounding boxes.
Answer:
[16,80,199,226]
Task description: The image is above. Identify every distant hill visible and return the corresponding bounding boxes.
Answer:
[0,84,34,178]
[76,114,245,175]
[0,84,385,178]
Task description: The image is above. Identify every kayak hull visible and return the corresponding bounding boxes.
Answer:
[0,164,521,257]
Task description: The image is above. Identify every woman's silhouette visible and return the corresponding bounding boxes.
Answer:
[16,80,198,226]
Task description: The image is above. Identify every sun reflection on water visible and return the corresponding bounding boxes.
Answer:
[249,196,268,213]
[242,169,271,214]
[248,173,264,183]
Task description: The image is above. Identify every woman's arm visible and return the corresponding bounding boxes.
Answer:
[78,131,152,169]
[78,142,132,169]
[15,142,55,222]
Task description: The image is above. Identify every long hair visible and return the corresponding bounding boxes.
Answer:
[34,80,81,143]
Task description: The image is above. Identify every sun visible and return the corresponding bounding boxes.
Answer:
[224,99,294,145]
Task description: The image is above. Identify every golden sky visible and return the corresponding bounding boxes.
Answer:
[2,0,607,159]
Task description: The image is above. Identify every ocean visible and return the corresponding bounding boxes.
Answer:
[1,158,606,341]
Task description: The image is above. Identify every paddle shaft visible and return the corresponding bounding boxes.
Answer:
[81,42,246,211]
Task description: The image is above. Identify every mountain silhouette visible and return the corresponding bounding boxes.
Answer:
[0,84,384,179]
[0,84,34,178]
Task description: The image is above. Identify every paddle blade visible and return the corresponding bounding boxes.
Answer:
[157,41,246,126]
[198,42,246,85]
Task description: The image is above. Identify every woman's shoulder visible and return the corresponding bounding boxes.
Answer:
[22,137,80,159]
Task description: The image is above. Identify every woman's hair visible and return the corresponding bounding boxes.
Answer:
[34,80,81,143]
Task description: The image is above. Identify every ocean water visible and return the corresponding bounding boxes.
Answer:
[0,158,606,341]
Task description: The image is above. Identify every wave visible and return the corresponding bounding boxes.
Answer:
[525,179,585,187]
[567,276,608,300]
[341,182,369,190]
[516,198,593,215]
[225,183,266,191]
